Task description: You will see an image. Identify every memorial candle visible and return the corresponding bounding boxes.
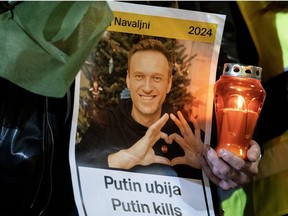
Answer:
[214,63,266,159]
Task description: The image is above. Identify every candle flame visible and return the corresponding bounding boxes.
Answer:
[237,96,244,110]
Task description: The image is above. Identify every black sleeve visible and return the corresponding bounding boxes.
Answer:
[254,72,288,144]
[75,122,110,168]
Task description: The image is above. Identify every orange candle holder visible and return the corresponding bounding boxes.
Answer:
[214,63,266,159]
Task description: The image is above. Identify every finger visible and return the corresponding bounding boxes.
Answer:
[156,113,170,129]
[204,146,236,180]
[153,155,171,166]
[171,156,186,166]
[247,140,261,162]
[169,133,188,148]
[204,145,226,171]
[218,179,239,190]
[177,111,199,138]
[161,132,171,144]
[218,148,246,171]
[147,113,169,137]
[198,152,222,186]
[189,115,201,138]
[170,113,183,132]
[176,111,189,133]
[170,112,193,138]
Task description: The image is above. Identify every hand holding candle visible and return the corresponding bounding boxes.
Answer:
[214,63,266,159]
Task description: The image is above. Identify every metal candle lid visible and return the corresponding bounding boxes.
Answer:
[222,63,262,80]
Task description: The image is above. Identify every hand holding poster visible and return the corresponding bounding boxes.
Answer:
[69,2,225,216]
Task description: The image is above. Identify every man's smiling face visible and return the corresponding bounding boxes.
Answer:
[127,50,172,126]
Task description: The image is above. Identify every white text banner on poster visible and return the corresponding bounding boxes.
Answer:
[79,167,211,216]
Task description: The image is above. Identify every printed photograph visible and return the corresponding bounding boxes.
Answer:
[75,31,213,179]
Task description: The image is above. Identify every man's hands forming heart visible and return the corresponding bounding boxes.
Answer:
[108,111,203,169]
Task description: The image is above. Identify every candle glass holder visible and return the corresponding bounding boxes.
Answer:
[214,63,266,159]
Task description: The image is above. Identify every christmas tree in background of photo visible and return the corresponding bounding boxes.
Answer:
[77,31,198,142]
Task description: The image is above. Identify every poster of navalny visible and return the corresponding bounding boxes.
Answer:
[69,2,226,216]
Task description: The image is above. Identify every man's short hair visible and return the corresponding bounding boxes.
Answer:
[128,39,173,76]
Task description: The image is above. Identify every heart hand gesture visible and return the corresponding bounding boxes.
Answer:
[168,111,203,169]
